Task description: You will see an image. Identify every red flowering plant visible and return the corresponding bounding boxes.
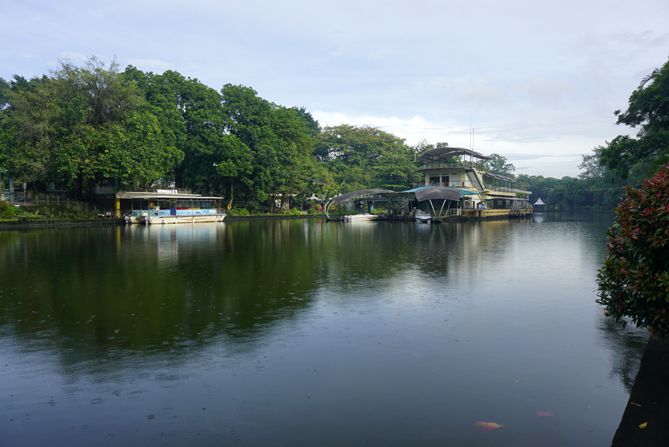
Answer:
[597,165,669,337]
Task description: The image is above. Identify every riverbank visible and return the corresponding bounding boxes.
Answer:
[612,336,669,446]
[0,213,329,230]
[0,218,117,230]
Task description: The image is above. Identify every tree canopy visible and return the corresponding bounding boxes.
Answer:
[599,59,669,179]
[316,125,419,192]
[0,59,182,195]
[0,59,419,210]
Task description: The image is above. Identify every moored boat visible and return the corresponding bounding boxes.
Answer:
[414,210,432,223]
[343,213,378,222]
[144,208,226,225]
[115,190,226,225]
[124,209,149,224]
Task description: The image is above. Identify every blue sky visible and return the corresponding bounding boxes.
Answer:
[1,0,668,177]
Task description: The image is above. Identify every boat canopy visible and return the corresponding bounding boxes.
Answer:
[534,197,546,206]
[116,191,223,200]
[417,146,491,163]
[403,186,462,202]
[327,189,397,204]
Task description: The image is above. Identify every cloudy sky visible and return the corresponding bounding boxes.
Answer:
[2,0,668,177]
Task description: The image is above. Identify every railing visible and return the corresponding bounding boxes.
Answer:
[428,180,478,189]
[487,187,531,195]
[420,161,478,171]
[17,193,96,212]
[1,191,25,203]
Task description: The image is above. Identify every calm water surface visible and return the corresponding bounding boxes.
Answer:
[0,214,648,446]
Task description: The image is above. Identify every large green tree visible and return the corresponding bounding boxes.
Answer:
[480,153,515,176]
[0,59,182,196]
[600,59,669,179]
[316,125,419,192]
[221,84,323,209]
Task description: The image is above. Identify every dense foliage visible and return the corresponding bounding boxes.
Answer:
[0,60,182,195]
[596,166,669,336]
[602,62,669,179]
[0,59,420,210]
[316,125,419,191]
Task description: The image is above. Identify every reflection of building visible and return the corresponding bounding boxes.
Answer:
[416,147,532,219]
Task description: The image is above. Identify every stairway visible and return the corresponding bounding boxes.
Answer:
[465,169,487,205]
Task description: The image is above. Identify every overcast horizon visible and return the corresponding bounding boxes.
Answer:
[2,0,668,178]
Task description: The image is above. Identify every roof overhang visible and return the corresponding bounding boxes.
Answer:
[116,191,223,200]
[417,147,491,163]
[328,189,397,204]
[409,186,462,202]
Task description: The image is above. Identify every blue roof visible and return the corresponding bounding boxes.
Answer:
[402,186,433,193]
[456,188,479,196]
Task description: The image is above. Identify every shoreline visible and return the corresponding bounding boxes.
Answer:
[0,209,609,230]
[0,214,328,230]
[611,336,669,446]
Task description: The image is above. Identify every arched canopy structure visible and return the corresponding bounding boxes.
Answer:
[325,186,465,220]
[417,147,490,164]
[324,189,397,219]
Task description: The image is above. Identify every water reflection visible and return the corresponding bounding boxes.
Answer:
[599,316,648,392]
[0,215,648,446]
[0,223,325,368]
[0,217,637,368]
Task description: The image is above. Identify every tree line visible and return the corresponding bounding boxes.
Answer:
[0,58,418,211]
[1,57,667,211]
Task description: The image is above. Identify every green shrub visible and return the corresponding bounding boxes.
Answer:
[597,165,669,336]
[228,207,250,217]
[281,208,303,216]
[245,201,261,213]
[0,201,18,218]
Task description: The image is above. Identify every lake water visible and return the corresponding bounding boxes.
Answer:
[0,214,649,446]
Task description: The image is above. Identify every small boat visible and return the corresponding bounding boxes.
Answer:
[343,213,379,222]
[415,210,432,223]
[124,209,149,224]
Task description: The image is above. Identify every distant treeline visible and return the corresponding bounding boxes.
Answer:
[1,57,667,211]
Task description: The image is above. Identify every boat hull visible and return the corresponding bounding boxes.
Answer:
[414,211,432,223]
[145,214,226,225]
[343,214,379,222]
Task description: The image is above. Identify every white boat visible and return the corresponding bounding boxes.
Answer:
[144,208,226,225]
[343,213,379,222]
[415,210,432,223]
[124,209,149,224]
[116,191,226,225]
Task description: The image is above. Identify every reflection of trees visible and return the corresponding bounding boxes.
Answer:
[2,217,631,384]
[0,220,500,361]
[0,221,468,374]
[598,316,649,392]
[0,223,325,373]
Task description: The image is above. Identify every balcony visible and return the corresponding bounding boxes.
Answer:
[419,161,477,171]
